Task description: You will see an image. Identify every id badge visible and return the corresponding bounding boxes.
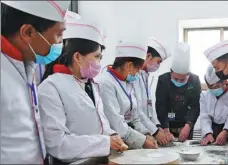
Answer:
[168,112,175,120]
[147,99,152,106]
[124,110,131,121]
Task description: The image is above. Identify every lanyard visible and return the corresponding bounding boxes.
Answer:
[3,54,46,161]
[107,70,133,111]
[141,72,149,99]
[38,64,43,83]
[27,82,46,160]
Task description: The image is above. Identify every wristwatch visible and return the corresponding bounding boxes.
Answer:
[186,121,193,129]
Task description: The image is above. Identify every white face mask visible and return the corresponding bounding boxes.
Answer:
[147,63,160,72]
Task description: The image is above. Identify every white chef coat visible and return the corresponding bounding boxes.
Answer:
[98,70,149,149]
[38,73,116,163]
[133,70,160,134]
[200,90,228,138]
[1,53,43,164]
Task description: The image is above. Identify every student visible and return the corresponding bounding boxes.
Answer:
[133,38,171,145]
[38,11,82,85]
[200,64,228,146]
[204,40,228,80]
[38,12,127,164]
[156,42,201,142]
[99,41,158,149]
[1,1,70,163]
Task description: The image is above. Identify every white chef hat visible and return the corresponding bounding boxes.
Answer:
[171,42,190,74]
[147,37,171,61]
[205,64,220,85]
[1,1,70,22]
[204,40,228,62]
[63,12,105,46]
[115,41,147,60]
[64,10,81,20]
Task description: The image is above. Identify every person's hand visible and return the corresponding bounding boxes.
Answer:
[143,135,158,149]
[200,134,214,146]
[110,135,128,152]
[178,124,191,142]
[214,130,228,146]
[164,128,175,141]
[155,130,170,145]
[158,127,165,132]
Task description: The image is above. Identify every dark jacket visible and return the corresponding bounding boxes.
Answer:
[155,72,201,129]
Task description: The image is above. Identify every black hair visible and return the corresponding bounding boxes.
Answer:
[147,46,161,58]
[1,3,57,38]
[112,57,144,69]
[41,38,105,82]
[216,53,228,62]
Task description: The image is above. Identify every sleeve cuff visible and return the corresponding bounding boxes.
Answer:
[125,128,146,149]
[152,128,159,137]
[224,123,228,130]
[110,133,118,136]
[203,132,213,138]
[223,128,228,132]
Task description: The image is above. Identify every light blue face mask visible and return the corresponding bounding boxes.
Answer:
[28,32,63,65]
[171,79,187,87]
[209,88,224,97]
[126,74,138,83]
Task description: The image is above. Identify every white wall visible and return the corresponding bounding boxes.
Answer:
[78,1,228,105]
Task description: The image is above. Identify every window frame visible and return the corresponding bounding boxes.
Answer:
[182,26,228,90]
[70,0,78,13]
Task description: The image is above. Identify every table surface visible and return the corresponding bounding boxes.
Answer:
[109,140,228,164]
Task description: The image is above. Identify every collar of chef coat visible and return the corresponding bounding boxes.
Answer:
[53,64,72,75]
[107,66,125,81]
[1,35,23,61]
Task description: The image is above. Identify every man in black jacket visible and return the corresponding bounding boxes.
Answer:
[156,42,201,142]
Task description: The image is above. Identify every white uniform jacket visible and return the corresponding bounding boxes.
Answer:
[133,70,160,134]
[38,73,115,163]
[35,64,45,85]
[98,70,149,149]
[200,90,228,138]
[1,53,42,164]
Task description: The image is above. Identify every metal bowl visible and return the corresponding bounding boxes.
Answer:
[178,149,201,161]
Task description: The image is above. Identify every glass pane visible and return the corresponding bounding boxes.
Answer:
[224,30,228,40]
[187,30,220,83]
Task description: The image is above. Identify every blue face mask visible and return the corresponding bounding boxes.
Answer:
[126,74,138,83]
[171,79,187,87]
[28,33,63,65]
[209,88,224,97]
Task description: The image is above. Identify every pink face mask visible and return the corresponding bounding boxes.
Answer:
[79,57,101,79]
[147,63,160,72]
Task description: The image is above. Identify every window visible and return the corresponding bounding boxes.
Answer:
[184,28,228,83]
[224,30,228,40]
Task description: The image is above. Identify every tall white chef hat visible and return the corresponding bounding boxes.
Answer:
[1,1,70,22]
[204,40,228,62]
[171,42,190,74]
[63,11,105,46]
[205,64,220,85]
[147,37,171,61]
[115,40,148,60]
